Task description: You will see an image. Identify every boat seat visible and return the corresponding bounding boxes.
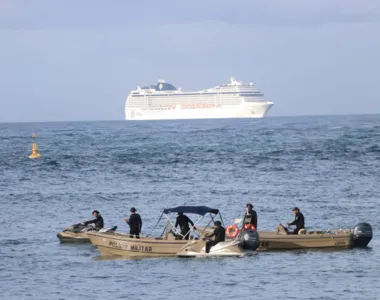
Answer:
[276,224,288,235]
[298,228,306,235]
[164,230,177,241]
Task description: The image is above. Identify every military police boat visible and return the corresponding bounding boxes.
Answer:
[87,206,249,257]
[57,223,118,243]
[257,223,373,250]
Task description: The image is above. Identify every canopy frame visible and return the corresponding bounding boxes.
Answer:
[145,205,224,238]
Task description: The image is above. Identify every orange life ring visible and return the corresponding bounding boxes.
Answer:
[244,224,257,231]
[226,224,239,238]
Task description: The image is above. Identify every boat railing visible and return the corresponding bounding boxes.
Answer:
[145,208,223,241]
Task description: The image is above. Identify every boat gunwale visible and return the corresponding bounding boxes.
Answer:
[258,233,353,239]
[87,232,190,245]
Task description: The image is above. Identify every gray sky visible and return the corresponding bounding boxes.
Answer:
[1,0,379,122]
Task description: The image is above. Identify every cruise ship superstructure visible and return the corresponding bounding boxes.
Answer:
[125,77,273,120]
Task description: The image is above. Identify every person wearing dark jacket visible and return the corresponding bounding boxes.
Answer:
[203,221,225,253]
[83,210,104,229]
[175,212,196,240]
[125,207,142,238]
[243,203,257,229]
[286,207,305,234]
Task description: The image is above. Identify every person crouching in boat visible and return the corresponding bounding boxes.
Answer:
[243,203,258,229]
[285,207,305,234]
[124,207,142,238]
[83,210,104,229]
[203,221,225,253]
[175,212,196,240]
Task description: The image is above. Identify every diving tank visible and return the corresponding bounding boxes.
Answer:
[352,223,373,247]
[240,229,260,251]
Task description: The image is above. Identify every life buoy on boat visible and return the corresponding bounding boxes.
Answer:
[243,224,256,231]
[226,224,239,238]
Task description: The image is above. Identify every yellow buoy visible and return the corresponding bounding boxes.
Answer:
[29,133,41,159]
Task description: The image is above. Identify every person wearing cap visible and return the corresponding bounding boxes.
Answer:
[203,221,225,253]
[175,212,196,240]
[124,207,142,238]
[83,210,104,229]
[243,203,258,229]
[286,207,305,234]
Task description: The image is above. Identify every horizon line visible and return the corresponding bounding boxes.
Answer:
[0,112,379,124]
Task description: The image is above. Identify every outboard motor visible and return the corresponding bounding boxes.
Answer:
[240,229,260,251]
[353,223,373,247]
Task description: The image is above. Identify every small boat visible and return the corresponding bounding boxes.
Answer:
[176,228,259,257]
[87,206,237,257]
[257,223,373,250]
[57,223,118,243]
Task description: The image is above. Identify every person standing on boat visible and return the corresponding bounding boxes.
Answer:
[175,212,196,240]
[286,207,305,234]
[203,221,225,253]
[83,210,104,229]
[243,203,258,229]
[125,207,142,238]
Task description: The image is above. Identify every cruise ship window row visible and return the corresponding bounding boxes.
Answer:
[128,91,262,97]
[126,94,265,108]
[127,96,260,102]
[128,97,244,103]
[129,96,262,100]
[128,95,261,101]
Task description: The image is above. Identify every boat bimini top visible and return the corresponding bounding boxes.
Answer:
[146,206,224,239]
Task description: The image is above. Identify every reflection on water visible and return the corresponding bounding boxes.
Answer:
[1,116,379,300]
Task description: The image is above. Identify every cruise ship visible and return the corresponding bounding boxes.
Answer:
[125,77,274,120]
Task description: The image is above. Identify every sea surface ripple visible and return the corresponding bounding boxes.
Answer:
[0,115,379,300]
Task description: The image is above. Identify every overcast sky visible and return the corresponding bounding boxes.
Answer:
[1,0,379,122]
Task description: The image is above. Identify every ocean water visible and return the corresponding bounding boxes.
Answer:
[0,115,379,300]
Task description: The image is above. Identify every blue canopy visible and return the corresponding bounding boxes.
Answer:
[163,206,219,216]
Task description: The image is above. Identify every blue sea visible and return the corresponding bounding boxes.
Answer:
[1,115,379,300]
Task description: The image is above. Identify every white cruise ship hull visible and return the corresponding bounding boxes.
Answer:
[125,77,274,121]
[125,102,273,120]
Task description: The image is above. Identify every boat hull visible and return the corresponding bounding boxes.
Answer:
[125,102,273,120]
[57,231,90,243]
[87,232,189,257]
[257,230,354,250]
[176,239,254,257]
